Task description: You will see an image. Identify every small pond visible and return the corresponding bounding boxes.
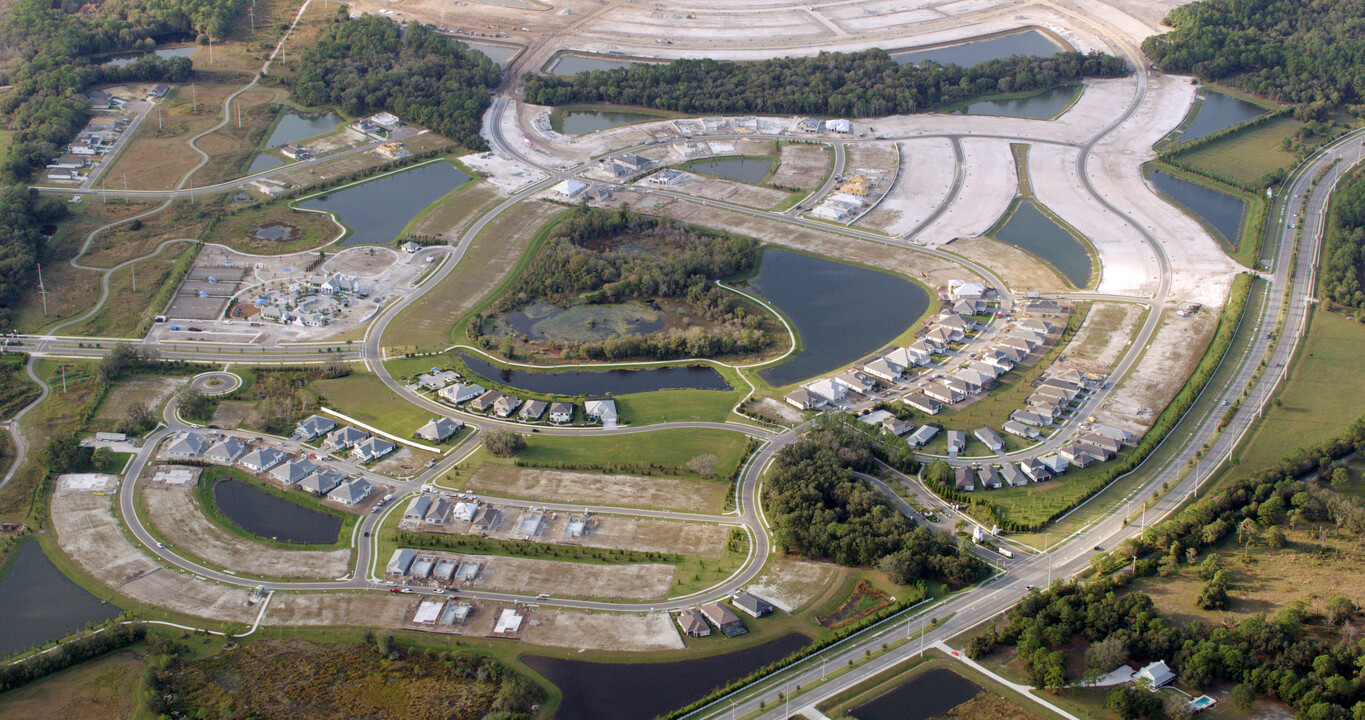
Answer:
[1148,169,1246,249]
[460,353,731,395]
[460,40,520,67]
[851,667,983,720]
[992,201,1093,287]
[953,84,1078,120]
[247,153,284,174]
[212,478,342,545]
[1176,91,1266,143]
[690,157,774,184]
[553,109,664,136]
[0,540,122,659]
[253,222,298,242]
[525,633,810,720]
[103,45,197,67]
[266,111,343,148]
[754,249,928,387]
[493,300,666,344]
[892,29,1063,66]
[548,53,660,76]
[299,162,470,246]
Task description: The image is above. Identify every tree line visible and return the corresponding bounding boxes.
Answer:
[1144,0,1365,112]
[764,418,987,588]
[289,11,501,151]
[1323,168,1365,310]
[523,50,1127,117]
[0,187,69,328]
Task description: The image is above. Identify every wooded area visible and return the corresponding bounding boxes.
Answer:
[763,419,986,587]
[1323,168,1365,309]
[0,187,69,327]
[523,50,1126,117]
[289,12,500,151]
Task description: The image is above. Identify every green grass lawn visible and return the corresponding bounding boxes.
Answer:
[1178,117,1304,187]
[985,449,1135,530]
[515,428,751,479]
[615,386,744,425]
[313,372,439,438]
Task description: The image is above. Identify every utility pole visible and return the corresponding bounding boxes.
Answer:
[123,173,128,205]
[238,102,242,128]
[158,104,162,130]
[208,37,213,64]
[61,364,66,393]
[192,82,197,112]
[131,263,136,293]
[1046,533,1052,586]
[37,263,48,316]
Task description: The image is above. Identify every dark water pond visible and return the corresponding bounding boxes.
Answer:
[460,353,731,395]
[1148,169,1246,249]
[0,540,121,659]
[493,300,666,344]
[892,29,1062,66]
[953,85,1077,120]
[266,112,343,148]
[212,478,341,545]
[461,40,520,67]
[852,667,983,720]
[253,222,297,241]
[690,157,774,184]
[299,162,470,246]
[553,109,663,136]
[525,633,810,720]
[1176,91,1266,142]
[103,45,196,67]
[755,249,928,387]
[993,201,1093,287]
[549,53,657,76]
[247,153,284,174]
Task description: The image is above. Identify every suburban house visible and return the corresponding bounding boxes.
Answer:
[300,468,345,496]
[806,378,849,404]
[904,395,941,415]
[416,417,462,443]
[585,399,618,424]
[732,592,773,618]
[1009,330,1042,349]
[1021,318,1053,335]
[885,347,924,371]
[1000,463,1029,487]
[425,500,452,525]
[1021,458,1051,482]
[923,383,962,405]
[949,281,986,299]
[907,424,939,448]
[939,314,971,337]
[677,608,711,637]
[1137,661,1176,689]
[970,361,1002,379]
[1040,454,1069,475]
[1077,441,1115,461]
[826,118,852,133]
[240,447,285,473]
[204,438,245,465]
[1041,378,1082,400]
[548,402,574,423]
[453,500,478,522]
[552,179,588,198]
[271,459,316,485]
[785,388,822,410]
[440,383,485,404]
[493,395,523,417]
[954,466,975,492]
[387,549,415,576]
[470,390,504,412]
[1002,420,1038,439]
[977,465,1003,489]
[1000,337,1032,355]
[404,496,432,521]
[863,358,901,382]
[352,437,396,463]
[1093,425,1133,446]
[293,415,336,441]
[519,400,547,421]
[330,478,373,506]
[954,298,984,315]
[882,418,915,437]
[908,340,935,362]
[974,427,1004,452]
[949,371,982,394]
[836,370,877,394]
[1059,444,1096,468]
[925,326,956,346]
[416,370,459,389]
[1011,410,1049,428]
[1083,433,1124,455]
[946,430,966,455]
[701,602,747,637]
[325,426,369,451]
[165,432,207,459]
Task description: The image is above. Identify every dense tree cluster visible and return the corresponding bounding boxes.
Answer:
[289,12,500,150]
[1,622,144,690]
[1144,0,1365,110]
[764,419,986,588]
[523,50,1126,117]
[1323,169,1365,309]
[483,429,525,457]
[0,187,68,327]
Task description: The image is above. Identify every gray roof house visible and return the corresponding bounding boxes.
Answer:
[299,468,345,495]
[1000,463,1029,487]
[907,424,940,448]
[351,437,396,463]
[165,432,207,459]
[1021,458,1051,482]
[947,430,966,455]
[204,437,246,465]
[904,395,941,415]
[1002,420,1039,439]
[549,402,574,423]
[974,427,1004,452]
[416,417,462,443]
[325,426,369,451]
[405,495,433,521]
[439,383,485,404]
[678,608,711,637]
[293,415,337,441]
[519,400,547,421]
[271,458,316,485]
[732,592,773,618]
[329,478,373,506]
[954,466,975,492]
[387,548,415,576]
[701,602,747,637]
[977,465,1003,490]
[1059,444,1097,468]
[240,446,285,473]
[1040,454,1069,474]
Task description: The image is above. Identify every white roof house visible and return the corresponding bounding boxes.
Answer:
[863,358,901,382]
[826,118,852,133]
[493,395,523,417]
[552,179,588,198]
[585,399,618,422]
[351,437,396,463]
[165,432,207,459]
[885,346,924,371]
[494,609,524,634]
[416,370,459,389]
[453,500,479,522]
[950,281,986,299]
[416,417,462,443]
[271,458,316,485]
[439,383,485,404]
[1137,661,1176,689]
[806,378,849,403]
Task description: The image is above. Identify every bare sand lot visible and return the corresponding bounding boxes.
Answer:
[665,171,792,210]
[746,558,840,613]
[857,138,955,236]
[771,143,832,190]
[1064,302,1146,374]
[457,553,677,601]
[523,609,684,651]
[947,236,1069,294]
[1097,310,1219,436]
[265,592,410,628]
[466,465,730,514]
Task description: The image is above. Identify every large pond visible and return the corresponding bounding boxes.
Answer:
[690,157,774,184]
[460,40,520,67]
[1148,169,1246,249]
[212,478,342,545]
[1176,91,1266,143]
[525,633,810,720]
[460,353,730,395]
[953,85,1077,120]
[548,53,661,76]
[892,29,1063,66]
[247,153,284,174]
[754,249,928,387]
[266,111,343,148]
[494,300,665,344]
[103,45,197,67]
[993,201,1093,287]
[0,540,121,659]
[299,162,470,246]
[851,668,983,720]
[553,109,664,136]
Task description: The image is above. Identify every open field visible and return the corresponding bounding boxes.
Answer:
[513,427,750,479]
[384,200,563,351]
[0,354,41,421]
[1177,117,1304,187]
[96,375,182,422]
[771,142,832,191]
[107,82,244,190]
[615,386,745,424]
[461,461,731,514]
[203,202,343,255]
[315,372,445,438]
[0,360,100,519]
[83,199,208,269]
[68,241,195,338]
[0,649,144,720]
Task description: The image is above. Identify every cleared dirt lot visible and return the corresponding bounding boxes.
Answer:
[523,609,684,651]
[265,592,410,627]
[1098,309,1218,436]
[455,552,676,601]
[858,138,956,236]
[51,489,256,623]
[1064,302,1145,374]
[666,171,791,209]
[771,143,832,190]
[97,376,183,421]
[141,480,350,580]
[746,558,840,613]
[948,236,1069,294]
[466,465,729,514]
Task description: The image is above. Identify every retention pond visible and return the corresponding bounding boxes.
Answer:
[690,157,774,184]
[299,161,470,246]
[851,667,983,720]
[1147,169,1246,249]
[753,249,928,387]
[0,540,121,659]
[953,85,1077,120]
[992,201,1093,287]
[1176,91,1267,142]
[266,111,343,148]
[211,478,342,545]
[553,109,664,135]
[892,29,1063,66]
[461,353,730,395]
